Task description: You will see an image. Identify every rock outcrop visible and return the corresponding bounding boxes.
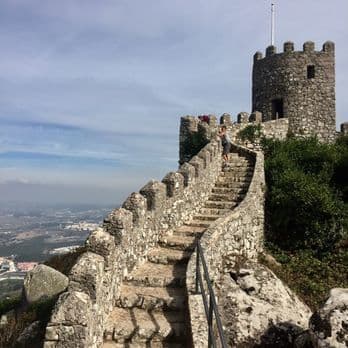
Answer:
[309,288,348,348]
[24,264,68,304]
[219,261,312,347]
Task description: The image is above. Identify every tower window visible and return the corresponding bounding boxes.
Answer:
[271,98,284,119]
[307,65,315,79]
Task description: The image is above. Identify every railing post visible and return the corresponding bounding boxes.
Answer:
[208,294,213,347]
[195,241,200,294]
[195,239,227,348]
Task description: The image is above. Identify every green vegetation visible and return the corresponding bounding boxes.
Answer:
[237,124,262,143]
[261,135,348,310]
[0,296,21,316]
[0,279,23,301]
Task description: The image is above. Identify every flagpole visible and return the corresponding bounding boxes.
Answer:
[271,3,275,46]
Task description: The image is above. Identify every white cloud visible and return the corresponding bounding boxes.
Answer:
[0,0,347,204]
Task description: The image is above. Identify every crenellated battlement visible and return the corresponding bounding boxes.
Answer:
[254,40,335,62]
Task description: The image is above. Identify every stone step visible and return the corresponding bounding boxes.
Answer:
[230,160,252,165]
[147,247,190,264]
[184,219,211,228]
[125,262,187,288]
[198,207,230,216]
[216,177,252,184]
[191,214,220,222]
[209,193,246,203]
[204,200,237,209]
[222,169,251,175]
[221,169,254,177]
[217,176,251,183]
[116,284,187,311]
[223,162,252,168]
[208,193,234,201]
[214,181,249,189]
[173,224,206,237]
[211,187,247,195]
[160,235,197,251]
[104,307,186,344]
[103,341,184,348]
[229,153,239,157]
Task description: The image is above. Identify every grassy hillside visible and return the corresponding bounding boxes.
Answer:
[261,135,348,309]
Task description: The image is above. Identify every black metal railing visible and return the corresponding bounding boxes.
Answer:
[195,240,228,348]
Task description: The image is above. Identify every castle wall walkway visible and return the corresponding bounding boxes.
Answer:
[43,136,224,347]
[186,143,265,347]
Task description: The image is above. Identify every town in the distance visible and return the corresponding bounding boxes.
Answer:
[0,203,114,301]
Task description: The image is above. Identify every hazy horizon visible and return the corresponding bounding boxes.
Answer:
[1,0,347,206]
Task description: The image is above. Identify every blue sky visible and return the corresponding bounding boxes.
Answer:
[0,0,347,206]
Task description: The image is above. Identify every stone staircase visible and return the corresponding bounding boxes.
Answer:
[102,151,254,348]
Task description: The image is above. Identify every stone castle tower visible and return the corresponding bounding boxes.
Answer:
[252,41,336,142]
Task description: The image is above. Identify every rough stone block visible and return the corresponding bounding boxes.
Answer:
[103,208,133,244]
[208,114,217,126]
[45,325,59,341]
[237,112,250,124]
[266,45,276,56]
[122,192,147,226]
[180,115,198,132]
[69,252,104,301]
[50,291,92,326]
[303,41,315,52]
[178,162,196,186]
[86,228,114,264]
[162,172,184,197]
[203,143,213,162]
[189,155,204,177]
[220,113,232,125]
[322,41,335,53]
[283,41,294,52]
[140,180,167,211]
[253,51,263,62]
[198,148,212,168]
[340,122,348,135]
[45,324,87,348]
[249,111,262,123]
[309,288,348,348]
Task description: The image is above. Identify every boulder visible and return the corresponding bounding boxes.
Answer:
[218,261,312,347]
[309,288,348,348]
[24,264,69,304]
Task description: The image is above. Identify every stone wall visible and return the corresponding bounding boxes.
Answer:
[221,115,289,148]
[43,135,223,348]
[179,114,289,162]
[179,115,219,164]
[44,112,343,347]
[252,41,336,142]
[186,143,266,347]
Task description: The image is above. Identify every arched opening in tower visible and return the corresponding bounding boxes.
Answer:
[271,98,284,119]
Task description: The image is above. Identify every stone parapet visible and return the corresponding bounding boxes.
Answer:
[186,143,265,347]
[44,134,223,347]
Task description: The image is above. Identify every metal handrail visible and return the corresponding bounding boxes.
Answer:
[195,240,228,348]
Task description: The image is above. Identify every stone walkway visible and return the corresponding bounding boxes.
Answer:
[102,151,254,347]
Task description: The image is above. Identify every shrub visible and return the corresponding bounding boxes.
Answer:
[237,124,262,143]
[262,245,348,310]
[262,136,347,254]
[262,136,348,309]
